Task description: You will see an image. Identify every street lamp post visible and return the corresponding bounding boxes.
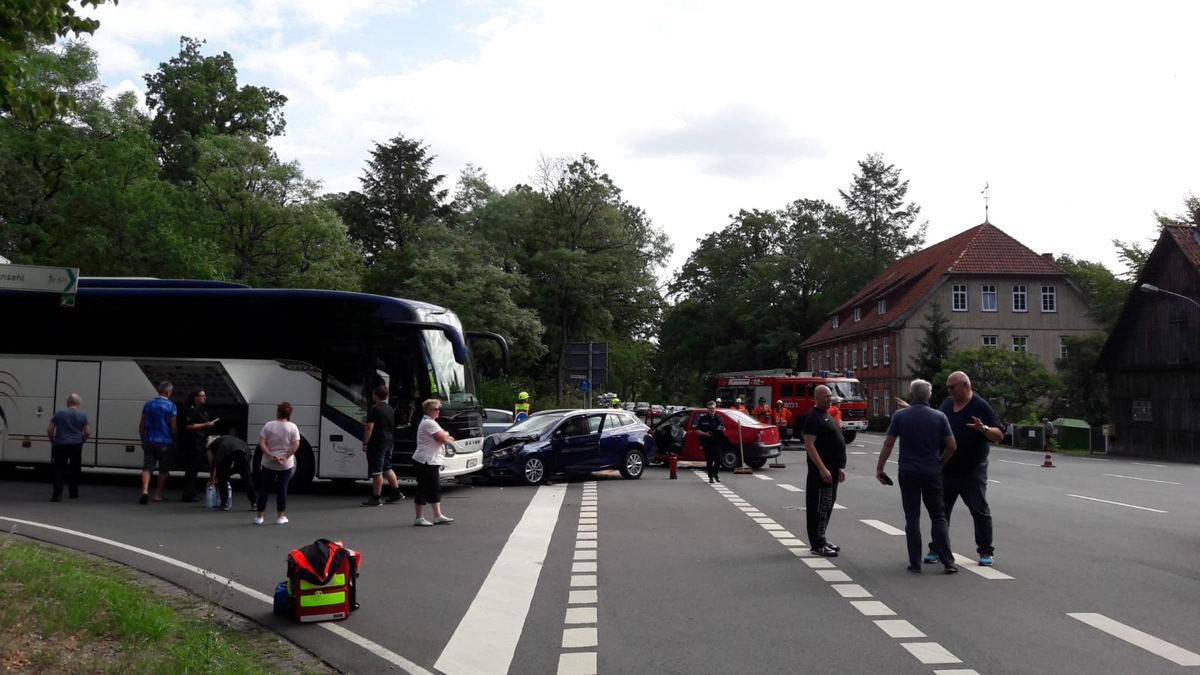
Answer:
[1139,283,1200,311]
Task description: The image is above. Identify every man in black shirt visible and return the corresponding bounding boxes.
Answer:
[182,389,216,502]
[206,432,256,510]
[802,385,847,557]
[362,385,405,506]
[693,401,725,484]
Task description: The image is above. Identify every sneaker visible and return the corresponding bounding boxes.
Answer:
[384,492,405,503]
[253,516,264,525]
[978,555,994,566]
[434,515,455,525]
[826,542,841,552]
[361,496,383,507]
[907,565,921,573]
[139,494,149,505]
[922,553,938,564]
[276,516,289,525]
[810,544,838,557]
[414,517,434,527]
[944,563,959,574]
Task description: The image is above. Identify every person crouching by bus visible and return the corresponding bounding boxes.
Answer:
[139,381,177,505]
[362,385,405,506]
[255,402,300,525]
[413,399,455,526]
[206,431,257,511]
[47,393,90,502]
[181,389,217,503]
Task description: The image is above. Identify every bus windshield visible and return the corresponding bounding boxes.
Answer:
[416,307,478,407]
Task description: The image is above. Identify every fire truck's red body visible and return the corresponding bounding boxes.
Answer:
[715,370,867,444]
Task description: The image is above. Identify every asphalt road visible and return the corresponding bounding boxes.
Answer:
[2,434,1199,675]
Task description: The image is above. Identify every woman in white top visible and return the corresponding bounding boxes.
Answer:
[412,399,455,527]
[255,401,301,525]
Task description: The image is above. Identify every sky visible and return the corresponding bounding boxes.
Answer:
[81,0,1200,282]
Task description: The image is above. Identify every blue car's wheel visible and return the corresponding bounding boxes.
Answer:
[521,456,545,485]
[620,448,645,479]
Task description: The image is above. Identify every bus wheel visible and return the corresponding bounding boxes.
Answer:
[291,441,316,493]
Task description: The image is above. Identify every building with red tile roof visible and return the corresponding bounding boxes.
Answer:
[1098,224,1200,458]
[800,222,1101,417]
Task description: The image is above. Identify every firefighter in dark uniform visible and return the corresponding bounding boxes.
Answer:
[695,401,725,484]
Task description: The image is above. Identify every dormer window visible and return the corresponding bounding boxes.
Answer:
[854,308,861,322]
[877,299,887,315]
[832,316,839,328]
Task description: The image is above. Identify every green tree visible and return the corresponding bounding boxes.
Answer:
[838,153,927,274]
[909,301,956,402]
[143,37,287,182]
[0,0,115,122]
[940,348,1060,422]
[1054,334,1108,425]
[1053,255,1129,332]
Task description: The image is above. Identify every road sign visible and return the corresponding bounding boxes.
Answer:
[578,378,591,393]
[561,342,607,386]
[0,264,78,293]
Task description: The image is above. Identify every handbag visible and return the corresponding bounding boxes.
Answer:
[205,483,219,509]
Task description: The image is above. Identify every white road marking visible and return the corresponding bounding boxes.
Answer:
[987,479,1002,484]
[573,550,596,561]
[438,486,566,675]
[851,600,896,616]
[902,642,962,664]
[779,538,806,547]
[1068,613,1200,666]
[1132,462,1168,468]
[998,459,1042,467]
[761,523,785,531]
[1067,494,1167,513]
[875,619,925,638]
[572,562,596,573]
[0,516,435,675]
[571,574,596,587]
[803,558,836,568]
[933,670,981,675]
[557,653,597,675]
[561,627,598,648]
[769,531,797,539]
[950,554,1014,580]
[568,590,596,604]
[778,484,803,492]
[754,474,774,480]
[1103,474,1180,485]
[849,451,869,455]
[832,584,872,598]
[565,607,596,624]
[861,519,905,535]
[817,570,852,582]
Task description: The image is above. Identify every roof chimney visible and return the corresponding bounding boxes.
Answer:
[1042,253,1054,262]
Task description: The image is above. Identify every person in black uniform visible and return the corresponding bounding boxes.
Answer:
[802,385,847,557]
[362,385,405,506]
[206,431,257,510]
[694,401,725,484]
[181,389,217,502]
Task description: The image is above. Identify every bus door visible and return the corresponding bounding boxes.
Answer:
[55,360,100,466]
[318,342,372,481]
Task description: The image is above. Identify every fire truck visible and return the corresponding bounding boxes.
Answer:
[715,370,867,444]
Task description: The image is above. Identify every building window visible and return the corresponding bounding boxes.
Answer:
[1013,335,1028,352]
[982,335,998,348]
[981,285,997,312]
[1060,336,1068,360]
[843,346,849,371]
[861,342,868,369]
[952,284,968,312]
[832,316,839,328]
[1042,285,1057,312]
[883,336,890,365]
[834,349,840,371]
[877,299,887,315]
[873,390,879,416]
[852,347,858,370]
[854,308,861,322]
[884,389,892,415]
[1013,285,1027,312]
[872,338,879,366]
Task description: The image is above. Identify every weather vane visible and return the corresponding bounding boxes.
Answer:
[981,182,990,224]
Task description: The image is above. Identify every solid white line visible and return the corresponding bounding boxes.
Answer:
[950,554,1014,580]
[902,642,962,665]
[1068,613,1200,666]
[0,516,434,675]
[1066,494,1167,513]
[778,484,803,492]
[437,485,566,675]
[1103,474,1180,485]
[861,519,905,536]
[997,459,1042,467]
[1132,462,1168,468]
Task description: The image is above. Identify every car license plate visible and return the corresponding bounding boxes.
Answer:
[467,458,478,468]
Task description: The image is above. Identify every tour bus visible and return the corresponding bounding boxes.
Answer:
[715,370,867,443]
[0,278,508,490]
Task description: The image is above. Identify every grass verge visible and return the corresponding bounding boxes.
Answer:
[0,535,335,674]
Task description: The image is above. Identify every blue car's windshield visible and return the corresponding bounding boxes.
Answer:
[505,414,562,436]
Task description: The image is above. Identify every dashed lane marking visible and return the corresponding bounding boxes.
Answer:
[1066,494,1167,513]
[1102,474,1180,485]
[1069,613,1200,666]
[950,554,1014,580]
[860,519,905,536]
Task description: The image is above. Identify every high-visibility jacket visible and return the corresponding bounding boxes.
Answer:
[771,406,791,426]
[752,404,772,424]
[829,404,843,427]
[732,404,748,414]
[514,401,530,417]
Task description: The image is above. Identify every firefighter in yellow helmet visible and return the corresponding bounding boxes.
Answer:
[514,391,531,420]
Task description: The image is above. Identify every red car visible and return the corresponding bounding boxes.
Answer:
[651,408,782,469]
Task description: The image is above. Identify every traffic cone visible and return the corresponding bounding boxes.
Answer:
[1041,446,1056,468]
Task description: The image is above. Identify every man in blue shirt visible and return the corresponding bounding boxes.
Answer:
[47,393,91,502]
[877,379,957,573]
[139,381,178,504]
